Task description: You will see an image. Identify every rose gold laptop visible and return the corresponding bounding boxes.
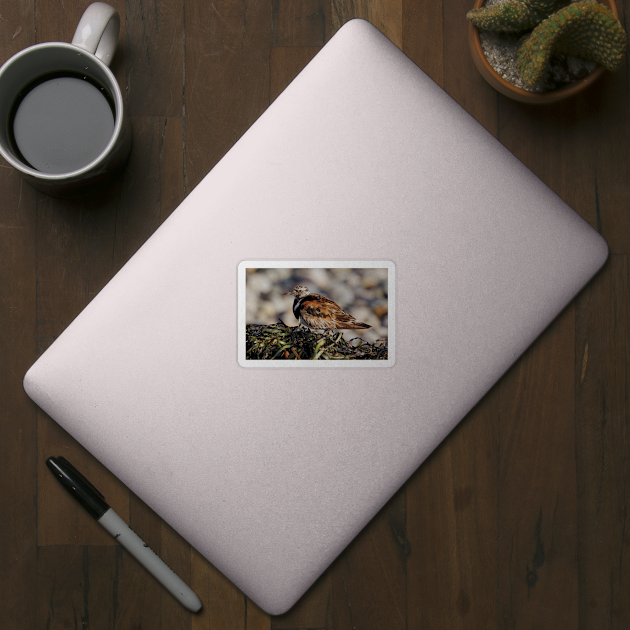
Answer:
[24,19,607,614]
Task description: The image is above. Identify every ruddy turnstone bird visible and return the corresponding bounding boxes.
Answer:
[284,285,371,330]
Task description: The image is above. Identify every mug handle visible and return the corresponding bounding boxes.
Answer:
[71,2,120,67]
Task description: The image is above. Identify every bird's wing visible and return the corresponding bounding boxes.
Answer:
[301,295,371,329]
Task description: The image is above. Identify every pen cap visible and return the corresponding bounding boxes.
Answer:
[46,456,110,519]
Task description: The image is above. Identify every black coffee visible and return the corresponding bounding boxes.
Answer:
[10,73,115,174]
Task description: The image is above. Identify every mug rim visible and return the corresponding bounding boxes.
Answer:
[0,41,125,181]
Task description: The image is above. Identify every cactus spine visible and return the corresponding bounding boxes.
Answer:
[467,0,568,33]
[516,1,627,85]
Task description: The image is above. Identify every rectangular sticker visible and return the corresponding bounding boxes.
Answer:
[238,261,395,367]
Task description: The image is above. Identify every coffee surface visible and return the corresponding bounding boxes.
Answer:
[12,74,115,174]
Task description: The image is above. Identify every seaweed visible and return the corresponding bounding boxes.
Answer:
[245,321,388,361]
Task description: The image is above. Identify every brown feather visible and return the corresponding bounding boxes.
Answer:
[293,291,371,330]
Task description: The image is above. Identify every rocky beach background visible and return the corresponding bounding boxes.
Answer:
[245,267,389,344]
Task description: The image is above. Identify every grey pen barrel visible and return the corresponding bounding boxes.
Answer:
[98,508,202,612]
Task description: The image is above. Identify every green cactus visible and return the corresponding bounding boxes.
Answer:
[467,0,568,33]
[516,1,627,85]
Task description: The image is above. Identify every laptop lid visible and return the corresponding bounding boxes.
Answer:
[23,19,608,614]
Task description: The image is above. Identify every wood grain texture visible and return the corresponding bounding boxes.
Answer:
[497,304,579,628]
[1,0,628,627]
[407,392,498,629]
[331,486,408,630]
[0,5,39,630]
[184,0,271,191]
[332,0,403,48]
[443,0,497,131]
[191,548,259,630]
[493,37,629,255]
[0,142,38,630]
[583,73,630,254]
[271,573,332,629]
[403,0,444,87]
[126,0,184,117]
[270,47,321,103]
[576,256,630,629]
[111,116,185,270]
[36,545,119,630]
[271,0,331,46]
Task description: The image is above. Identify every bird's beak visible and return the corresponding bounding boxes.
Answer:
[283,290,295,296]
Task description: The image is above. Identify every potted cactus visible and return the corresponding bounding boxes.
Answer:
[467,0,627,102]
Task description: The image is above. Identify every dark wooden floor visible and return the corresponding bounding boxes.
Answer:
[1,0,629,628]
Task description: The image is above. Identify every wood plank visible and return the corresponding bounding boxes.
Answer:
[492,51,629,252]
[272,0,331,46]
[33,188,120,354]
[112,116,185,270]
[271,573,332,629]
[126,0,184,117]
[492,37,627,627]
[184,0,272,192]
[402,0,444,88]
[159,117,187,221]
[331,0,403,48]
[36,0,120,44]
[247,599,272,630]
[583,73,630,255]
[497,305,578,628]
[36,545,118,630]
[492,81,614,630]
[0,0,36,55]
[330,485,407,630]
[443,0,497,132]
[190,548,248,630]
[0,133,38,630]
[407,391,498,629]
[575,255,630,629]
[0,5,39,629]
[496,97,598,221]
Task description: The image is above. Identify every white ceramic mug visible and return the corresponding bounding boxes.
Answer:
[0,2,131,197]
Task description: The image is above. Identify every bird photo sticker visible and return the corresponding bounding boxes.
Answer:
[238,261,394,367]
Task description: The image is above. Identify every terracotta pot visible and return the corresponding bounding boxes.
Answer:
[468,0,619,103]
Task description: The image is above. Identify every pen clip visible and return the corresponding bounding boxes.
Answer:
[54,456,106,502]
